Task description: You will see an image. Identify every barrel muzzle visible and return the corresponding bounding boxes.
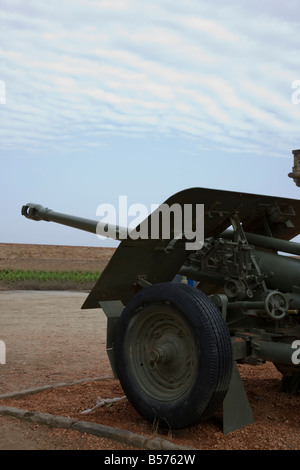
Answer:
[21,203,51,221]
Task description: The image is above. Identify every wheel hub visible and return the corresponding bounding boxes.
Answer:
[149,342,176,365]
[128,303,198,401]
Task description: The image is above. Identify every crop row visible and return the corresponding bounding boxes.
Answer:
[0,269,101,283]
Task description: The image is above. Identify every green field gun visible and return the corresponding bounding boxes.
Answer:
[22,176,300,434]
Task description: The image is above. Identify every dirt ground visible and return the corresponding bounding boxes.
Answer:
[0,243,299,451]
[0,290,143,450]
[0,242,116,273]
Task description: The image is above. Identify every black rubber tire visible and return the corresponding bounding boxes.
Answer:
[114,282,233,429]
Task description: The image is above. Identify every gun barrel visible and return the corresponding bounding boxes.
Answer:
[21,203,127,241]
[220,229,300,256]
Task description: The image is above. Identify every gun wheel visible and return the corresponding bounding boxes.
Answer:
[114,282,233,429]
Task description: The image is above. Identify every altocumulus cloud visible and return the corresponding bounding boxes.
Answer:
[0,0,300,157]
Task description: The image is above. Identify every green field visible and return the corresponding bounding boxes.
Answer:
[0,269,101,283]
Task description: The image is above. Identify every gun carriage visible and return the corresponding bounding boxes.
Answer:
[21,153,300,434]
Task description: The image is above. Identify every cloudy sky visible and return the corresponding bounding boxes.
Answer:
[1,0,300,246]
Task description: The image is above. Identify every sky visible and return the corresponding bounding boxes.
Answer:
[1,0,300,247]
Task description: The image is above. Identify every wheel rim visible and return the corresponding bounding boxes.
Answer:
[127,302,198,402]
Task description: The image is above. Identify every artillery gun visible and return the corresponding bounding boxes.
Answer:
[21,166,300,434]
